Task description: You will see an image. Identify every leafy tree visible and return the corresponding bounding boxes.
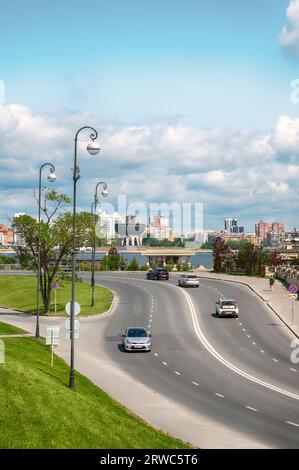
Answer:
[13,207,93,315]
[128,258,139,271]
[238,241,261,276]
[269,252,283,267]
[212,237,229,272]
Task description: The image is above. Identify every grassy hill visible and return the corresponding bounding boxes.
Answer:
[0,333,190,449]
[0,275,113,316]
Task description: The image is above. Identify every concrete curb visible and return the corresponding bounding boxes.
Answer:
[197,274,299,340]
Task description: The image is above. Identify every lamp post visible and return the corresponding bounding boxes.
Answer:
[91,182,108,307]
[70,127,101,389]
[36,163,56,338]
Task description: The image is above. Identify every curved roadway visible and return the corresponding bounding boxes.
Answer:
[83,272,299,449]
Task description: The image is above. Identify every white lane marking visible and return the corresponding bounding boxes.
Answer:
[179,287,299,402]
[260,350,265,354]
[290,368,297,373]
[154,353,159,357]
[99,276,299,402]
[252,342,256,346]
[239,322,243,326]
[149,319,152,323]
[192,381,199,386]
[246,406,258,412]
[174,371,181,376]
[215,393,225,398]
[286,421,299,428]
[162,362,168,366]
[272,358,279,363]
[242,328,246,332]
[247,335,251,338]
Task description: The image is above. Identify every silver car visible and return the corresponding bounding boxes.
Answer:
[122,327,152,352]
[178,274,199,288]
[216,299,239,318]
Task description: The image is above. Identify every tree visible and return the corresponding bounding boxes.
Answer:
[212,237,229,272]
[269,252,283,267]
[106,246,120,271]
[13,208,93,315]
[238,241,261,276]
[128,258,139,271]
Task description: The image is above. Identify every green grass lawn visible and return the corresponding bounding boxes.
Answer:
[0,337,190,449]
[0,276,113,316]
[0,322,26,335]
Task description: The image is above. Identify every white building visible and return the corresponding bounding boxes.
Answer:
[149,215,171,240]
[13,213,26,246]
[97,210,124,241]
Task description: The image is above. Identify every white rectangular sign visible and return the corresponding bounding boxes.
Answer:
[46,326,60,346]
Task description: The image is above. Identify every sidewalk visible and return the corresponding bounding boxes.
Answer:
[196,272,299,338]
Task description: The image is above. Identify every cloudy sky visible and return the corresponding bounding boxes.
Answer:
[1,0,299,231]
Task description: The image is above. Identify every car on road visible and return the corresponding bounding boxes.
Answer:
[178,274,199,288]
[122,327,152,352]
[216,299,239,318]
[146,268,169,280]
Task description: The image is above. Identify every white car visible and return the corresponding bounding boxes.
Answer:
[122,327,152,352]
[178,274,199,288]
[216,299,239,318]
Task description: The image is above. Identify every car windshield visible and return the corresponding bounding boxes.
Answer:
[187,275,198,279]
[221,301,236,307]
[127,329,147,337]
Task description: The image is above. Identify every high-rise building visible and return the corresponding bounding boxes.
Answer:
[149,215,171,240]
[13,213,26,246]
[255,220,285,244]
[224,218,244,234]
[97,210,124,241]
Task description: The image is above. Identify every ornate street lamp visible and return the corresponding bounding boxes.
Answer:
[69,127,101,389]
[36,163,56,338]
[91,182,108,307]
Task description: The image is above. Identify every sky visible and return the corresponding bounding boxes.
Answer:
[1,0,299,232]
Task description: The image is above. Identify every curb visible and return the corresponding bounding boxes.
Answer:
[197,274,299,340]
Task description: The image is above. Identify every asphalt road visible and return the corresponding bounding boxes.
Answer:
[83,272,299,449]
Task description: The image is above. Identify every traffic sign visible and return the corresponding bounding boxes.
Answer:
[65,301,81,316]
[46,326,60,346]
[289,294,297,300]
[64,317,80,331]
[65,332,79,340]
[289,284,298,294]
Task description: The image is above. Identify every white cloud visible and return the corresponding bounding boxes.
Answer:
[0,103,299,230]
[279,0,299,58]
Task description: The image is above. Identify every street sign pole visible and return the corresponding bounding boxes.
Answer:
[54,289,57,315]
[51,329,54,367]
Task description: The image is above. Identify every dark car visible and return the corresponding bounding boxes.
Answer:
[146,268,169,280]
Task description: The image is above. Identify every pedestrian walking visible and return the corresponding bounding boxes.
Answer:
[269,276,275,291]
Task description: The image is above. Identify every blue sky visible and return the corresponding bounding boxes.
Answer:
[1,0,299,231]
[1,0,295,128]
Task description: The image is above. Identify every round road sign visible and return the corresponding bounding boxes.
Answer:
[65,301,81,316]
[65,318,80,330]
[289,284,298,294]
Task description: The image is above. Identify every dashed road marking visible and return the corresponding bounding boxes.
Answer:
[162,362,167,366]
[252,342,256,346]
[154,353,159,357]
[290,368,297,373]
[272,358,279,363]
[174,371,181,376]
[215,393,225,398]
[192,381,199,386]
[247,335,251,338]
[242,328,246,332]
[286,421,299,428]
[246,406,258,412]
[260,350,265,354]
